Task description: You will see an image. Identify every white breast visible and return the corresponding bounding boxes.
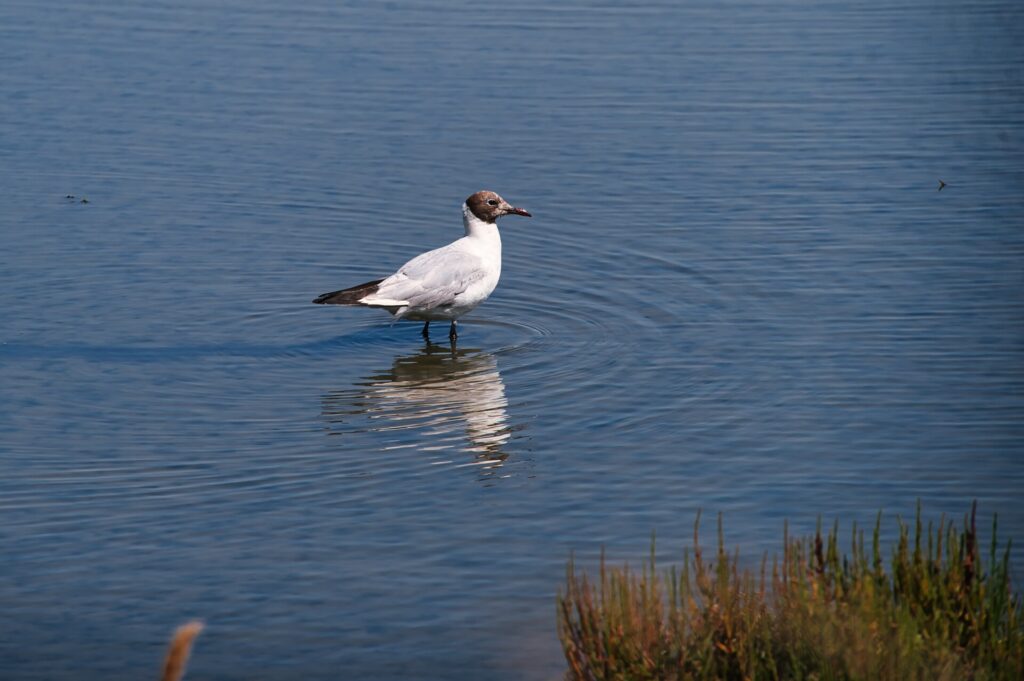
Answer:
[445,219,502,317]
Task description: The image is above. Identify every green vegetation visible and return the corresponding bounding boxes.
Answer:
[558,503,1022,680]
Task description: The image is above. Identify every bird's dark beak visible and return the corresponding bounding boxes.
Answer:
[507,206,532,217]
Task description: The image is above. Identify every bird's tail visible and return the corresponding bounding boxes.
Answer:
[313,278,384,305]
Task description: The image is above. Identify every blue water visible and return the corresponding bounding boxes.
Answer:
[1,1,1023,679]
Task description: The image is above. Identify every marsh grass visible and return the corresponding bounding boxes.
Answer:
[558,503,1022,680]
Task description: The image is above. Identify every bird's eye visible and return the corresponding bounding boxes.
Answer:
[487,199,498,206]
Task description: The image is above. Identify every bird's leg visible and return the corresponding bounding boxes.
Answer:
[421,321,430,339]
[449,320,458,340]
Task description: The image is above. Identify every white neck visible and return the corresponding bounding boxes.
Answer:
[463,203,501,239]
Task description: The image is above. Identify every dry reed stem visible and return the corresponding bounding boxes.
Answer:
[159,621,204,681]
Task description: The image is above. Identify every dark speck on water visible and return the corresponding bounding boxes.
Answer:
[1,1,1022,679]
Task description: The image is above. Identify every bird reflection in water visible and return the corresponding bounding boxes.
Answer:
[321,342,514,475]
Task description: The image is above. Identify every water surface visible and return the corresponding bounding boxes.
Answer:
[1,1,1023,679]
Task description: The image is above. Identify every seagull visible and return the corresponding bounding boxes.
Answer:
[313,190,531,340]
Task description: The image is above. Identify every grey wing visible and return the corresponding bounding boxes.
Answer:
[370,246,486,310]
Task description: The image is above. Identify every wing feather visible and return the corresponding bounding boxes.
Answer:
[367,245,486,310]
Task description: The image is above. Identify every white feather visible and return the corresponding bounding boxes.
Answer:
[359,297,410,307]
[364,204,503,321]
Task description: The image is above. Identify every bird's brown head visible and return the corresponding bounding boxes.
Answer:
[465,190,531,223]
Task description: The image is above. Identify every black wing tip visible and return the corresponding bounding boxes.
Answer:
[312,290,350,305]
[311,278,384,305]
